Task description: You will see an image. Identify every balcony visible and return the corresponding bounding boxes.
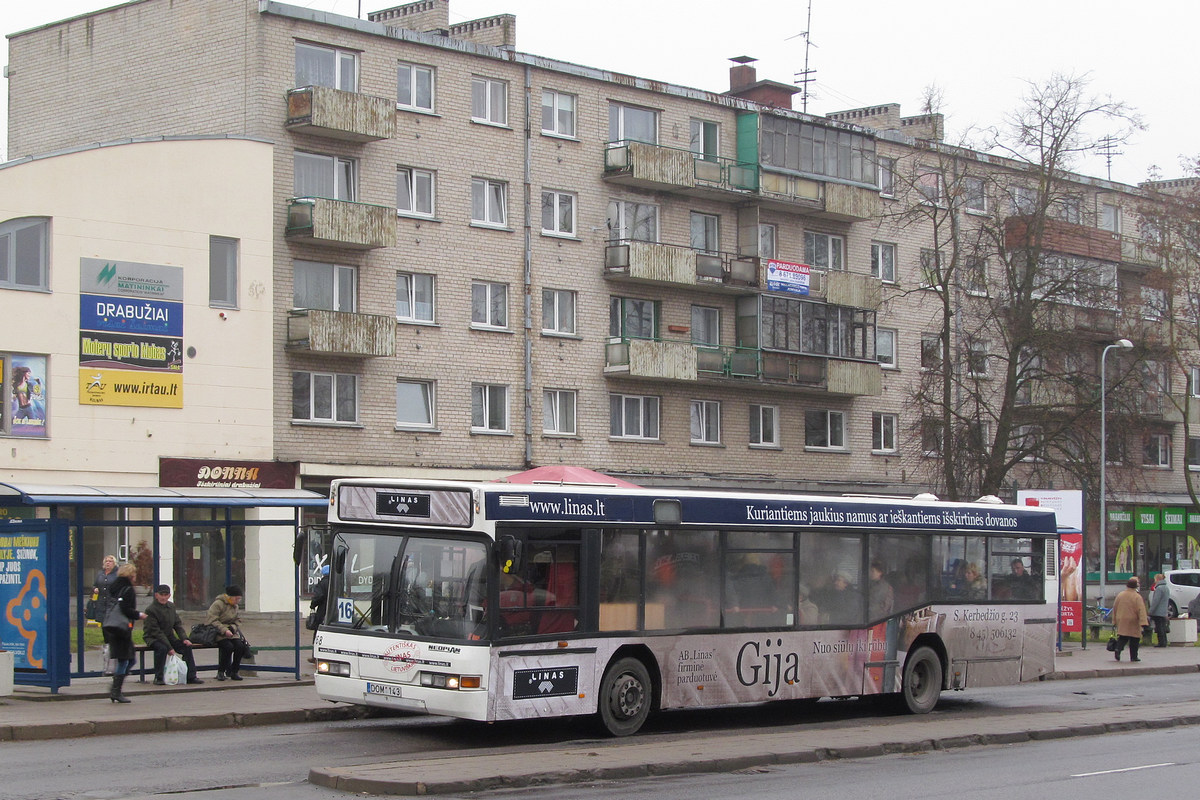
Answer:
[758,171,880,221]
[286,198,396,250]
[1119,236,1162,269]
[1004,216,1121,262]
[604,339,881,396]
[825,271,882,311]
[603,142,757,199]
[605,240,758,291]
[286,309,395,358]
[285,86,396,142]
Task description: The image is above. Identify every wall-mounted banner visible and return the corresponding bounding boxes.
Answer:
[8,353,48,438]
[159,458,300,489]
[0,530,48,670]
[80,257,183,301]
[79,368,183,408]
[79,331,183,372]
[765,259,811,295]
[79,294,183,337]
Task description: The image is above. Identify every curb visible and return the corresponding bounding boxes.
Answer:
[1042,663,1200,681]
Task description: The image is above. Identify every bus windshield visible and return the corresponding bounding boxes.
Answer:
[330,530,488,641]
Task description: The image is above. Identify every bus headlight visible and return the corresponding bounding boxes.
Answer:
[419,672,481,690]
[317,659,351,677]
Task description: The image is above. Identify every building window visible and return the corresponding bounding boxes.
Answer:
[607,200,658,243]
[542,289,576,335]
[872,412,897,453]
[471,281,508,329]
[689,119,718,159]
[919,248,942,287]
[759,224,777,260]
[610,297,658,340]
[295,42,357,91]
[760,117,875,183]
[610,393,660,440]
[608,102,658,144]
[471,178,507,227]
[750,404,779,447]
[294,260,355,311]
[543,389,577,435]
[964,258,987,295]
[805,409,845,449]
[1188,437,1200,470]
[0,218,49,292]
[1011,186,1037,214]
[541,90,576,137]
[1144,433,1171,468]
[804,232,844,271]
[1141,285,1166,320]
[1054,196,1083,224]
[691,306,719,346]
[396,380,435,428]
[396,272,435,323]
[690,212,720,254]
[209,236,238,309]
[397,167,435,217]
[871,241,896,282]
[294,152,355,200]
[964,176,987,213]
[1012,425,1043,462]
[541,190,576,237]
[921,334,941,370]
[921,418,943,457]
[1100,202,1121,233]
[292,371,357,423]
[876,328,897,368]
[877,156,896,197]
[967,338,989,377]
[690,400,721,444]
[916,166,943,205]
[470,77,507,125]
[397,62,434,111]
[471,383,509,432]
[1190,366,1200,397]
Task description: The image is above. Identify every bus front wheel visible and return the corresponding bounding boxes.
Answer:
[899,647,942,714]
[598,657,651,736]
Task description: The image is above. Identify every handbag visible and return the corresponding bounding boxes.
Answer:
[305,611,321,631]
[1105,636,1118,652]
[102,601,130,631]
[189,623,219,645]
[163,653,186,685]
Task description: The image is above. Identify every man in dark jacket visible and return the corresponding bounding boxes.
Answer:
[143,584,203,685]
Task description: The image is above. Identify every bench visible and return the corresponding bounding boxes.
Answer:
[131,642,253,682]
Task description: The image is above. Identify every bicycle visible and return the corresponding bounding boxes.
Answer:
[1083,603,1114,641]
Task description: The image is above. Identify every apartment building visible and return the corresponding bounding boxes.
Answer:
[4,0,1198,594]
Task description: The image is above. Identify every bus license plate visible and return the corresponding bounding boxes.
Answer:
[366,682,402,698]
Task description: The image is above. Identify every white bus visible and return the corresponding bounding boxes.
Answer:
[313,477,1059,735]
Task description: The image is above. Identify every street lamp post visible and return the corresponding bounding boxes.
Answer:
[1098,338,1134,608]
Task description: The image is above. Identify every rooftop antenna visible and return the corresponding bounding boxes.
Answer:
[789,0,817,113]
[1095,135,1123,181]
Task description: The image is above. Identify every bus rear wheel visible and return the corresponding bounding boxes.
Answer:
[598,657,651,736]
[899,646,942,714]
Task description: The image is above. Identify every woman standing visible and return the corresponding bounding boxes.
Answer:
[101,563,146,703]
[206,585,250,681]
[92,554,119,622]
[1111,576,1149,663]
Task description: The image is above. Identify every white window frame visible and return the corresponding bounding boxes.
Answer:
[0,217,49,291]
[690,399,721,444]
[877,156,896,197]
[607,200,659,243]
[292,370,357,424]
[1011,185,1037,214]
[805,409,846,450]
[610,393,660,440]
[397,167,435,218]
[471,281,508,329]
[1141,285,1166,320]
[1188,436,1200,471]
[916,166,943,205]
[397,61,434,112]
[967,339,989,377]
[964,176,987,214]
[921,333,941,370]
[471,178,508,227]
[689,119,719,159]
[396,379,435,429]
[691,305,720,347]
[1144,433,1171,468]
[804,231,844,271]
[690,212,720,254]
[294,152,356,200]
[543,389,577,435]
[542,288,576,335]
[758,223,777,260]
[471,383,509,433]
[541,190,576,237]
[608,102,659,144]
[870,241,896,282]
[396,271,435,323]
[872,412,898,453]
[209,236,238,309]
[294,260,355,312]
[1100,202,1121,233]
[750,404,780,448]
[1189,366,1200,397]
[964,257,988,296]
[876,328,897,368]
[470,77,508,125]
[295,42,357,91]
[541,89,576,137]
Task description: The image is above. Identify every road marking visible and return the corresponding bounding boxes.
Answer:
[1072,763,1175,778]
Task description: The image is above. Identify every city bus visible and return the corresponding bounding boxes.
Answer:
[312,477,1059,736]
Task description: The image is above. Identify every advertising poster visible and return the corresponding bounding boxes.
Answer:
[1058,532,1083,632]
[9,354,48,438]
[765,259,811,295]
[0,530,48,670]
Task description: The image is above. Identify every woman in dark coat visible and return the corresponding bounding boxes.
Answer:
[92,554,119,622]
[101,563,145,703]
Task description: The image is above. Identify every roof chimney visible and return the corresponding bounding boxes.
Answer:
[724,56,800,110]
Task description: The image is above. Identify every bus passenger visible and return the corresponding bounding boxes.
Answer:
[1007,558,1038,600]
[963,562,987,600]
[823,572,863,625]
[868,561,894,619]
[796,583,819,626]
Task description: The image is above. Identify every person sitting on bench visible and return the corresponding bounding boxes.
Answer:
[143,584,204,685]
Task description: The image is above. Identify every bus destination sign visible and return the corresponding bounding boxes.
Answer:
[376,492,432,519]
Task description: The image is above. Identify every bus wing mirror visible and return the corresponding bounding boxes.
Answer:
[499,535,523,574]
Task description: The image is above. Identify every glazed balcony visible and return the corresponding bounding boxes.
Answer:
[285,197,396,250]
[286,309,396,358]
[603,141,758,199]
[285,86,396,142]
[605,240,758,291]
[758,170,880,221]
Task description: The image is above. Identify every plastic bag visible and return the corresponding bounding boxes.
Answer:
[163,653,186,686]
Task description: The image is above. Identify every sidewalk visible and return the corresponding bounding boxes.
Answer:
[3,636,1198,794]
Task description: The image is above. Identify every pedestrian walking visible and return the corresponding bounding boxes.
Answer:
[1148,572,1170,648]
[1112,576,1149,662]
[101,563,147,702]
